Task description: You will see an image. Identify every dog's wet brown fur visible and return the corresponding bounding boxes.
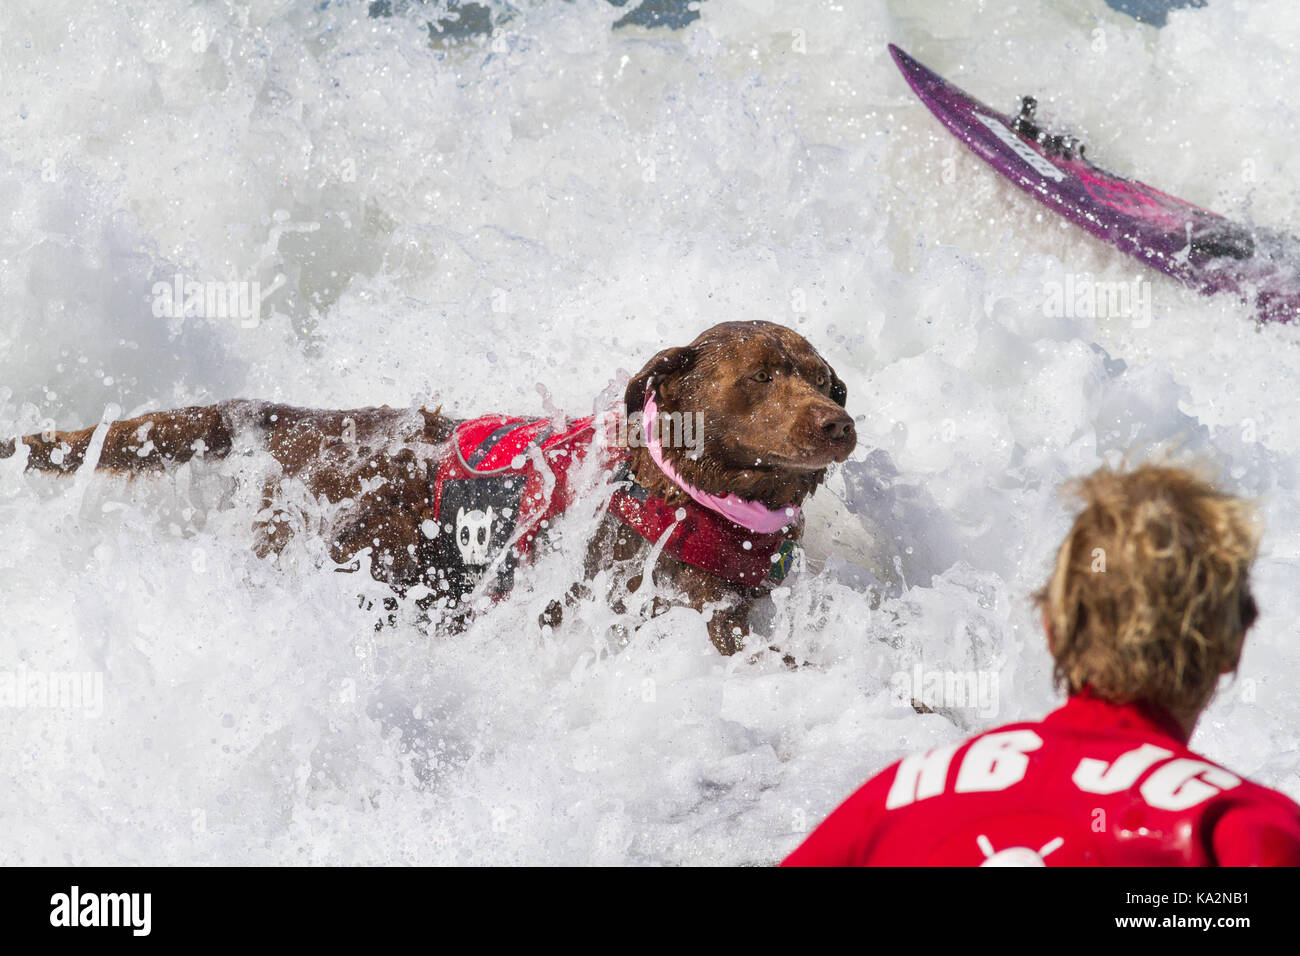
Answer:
[2,320,854,653]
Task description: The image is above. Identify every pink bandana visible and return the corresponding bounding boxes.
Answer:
[642,390,800,535]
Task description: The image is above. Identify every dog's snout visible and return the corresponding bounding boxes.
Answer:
[815,406,855,443]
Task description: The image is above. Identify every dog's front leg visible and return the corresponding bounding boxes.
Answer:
[538,580,596,630]
[651,559,758,656]
[705,597,755,656]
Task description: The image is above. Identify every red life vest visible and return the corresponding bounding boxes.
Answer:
[782,691,1300,867]
[429,413,800,597]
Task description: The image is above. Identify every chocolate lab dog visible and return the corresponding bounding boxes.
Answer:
[2,320,855,653]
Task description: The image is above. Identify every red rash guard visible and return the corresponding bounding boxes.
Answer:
[783,692,1300,866]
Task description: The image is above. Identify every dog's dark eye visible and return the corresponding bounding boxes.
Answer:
[816,374,828,387]
[753,371,772,383]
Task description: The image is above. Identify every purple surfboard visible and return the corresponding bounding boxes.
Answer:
[889,43,1300,324]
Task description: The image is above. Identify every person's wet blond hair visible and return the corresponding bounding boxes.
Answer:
[1035,463,1260,720]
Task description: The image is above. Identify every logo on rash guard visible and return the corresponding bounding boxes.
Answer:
[887,735,1245,813]
[1073,743,1173,793]
[1139,759,1242,811]
[977,835,1064,867]
[885,731,1042,809]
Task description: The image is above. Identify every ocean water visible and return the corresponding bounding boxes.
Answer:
[2,0,1298,865]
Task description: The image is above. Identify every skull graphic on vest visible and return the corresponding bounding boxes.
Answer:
[434,475,526,598]
[455,506,495,565]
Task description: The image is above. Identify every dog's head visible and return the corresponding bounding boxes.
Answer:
[623,320,855,507]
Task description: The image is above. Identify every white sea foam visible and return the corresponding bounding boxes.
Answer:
[2,0,1298,864]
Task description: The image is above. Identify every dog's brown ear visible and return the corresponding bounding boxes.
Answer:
[829,366,848,408]
[624,346,696,414]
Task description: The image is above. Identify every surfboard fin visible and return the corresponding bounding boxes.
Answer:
[1011,96,1087,161]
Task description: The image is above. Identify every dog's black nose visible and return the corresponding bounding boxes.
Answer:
[816,407,855,443]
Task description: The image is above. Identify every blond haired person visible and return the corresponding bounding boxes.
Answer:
[785,465,1300,866]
